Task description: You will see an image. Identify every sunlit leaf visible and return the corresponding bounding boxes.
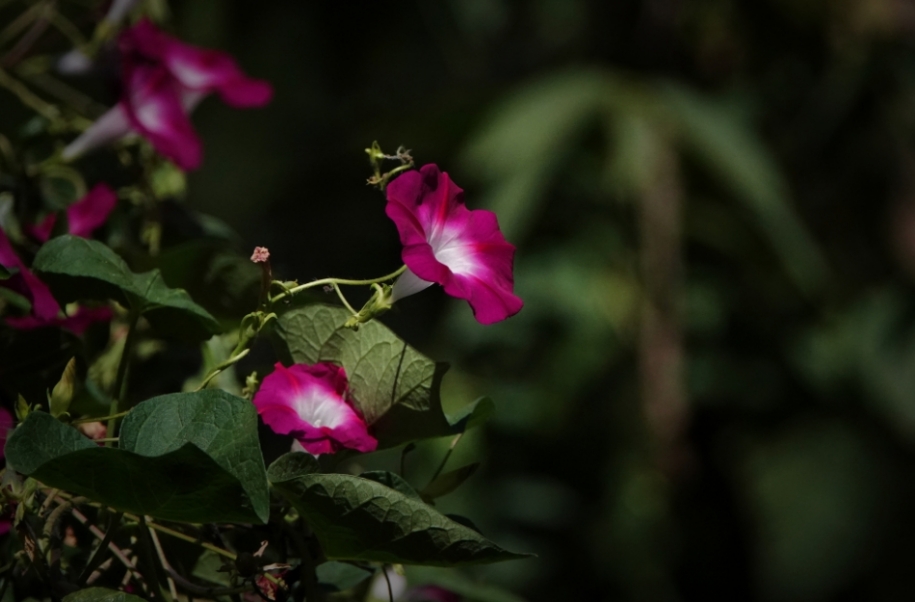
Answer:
[274,304,491,448]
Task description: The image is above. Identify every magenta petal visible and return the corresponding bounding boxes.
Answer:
[0,406,12,460]
[0,229,60,321]
[253,362,377,456]
[28,214,56,243]
[20,270,61,321]
[385,164,523,324]
[8,306,113,334]
[124,19,273,108]
[122,64,202,170]
[161,40,273,107]
[407,586,461,602]
[120,18,168,59]
[67,183,118,238]
[30,183,118,243]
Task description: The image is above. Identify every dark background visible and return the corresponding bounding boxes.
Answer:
[161,0,915,600]
[8,0,915,600]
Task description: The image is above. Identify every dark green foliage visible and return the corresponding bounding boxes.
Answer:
[6,390,268,523]
[268,453,530,566]
[32,235,219,341]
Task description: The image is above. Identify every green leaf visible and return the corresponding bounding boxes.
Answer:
[266,451,319,482]
[421,463,480,501]
[360,470,423,501]
[316,561,373,592]
[32,235,219,341]
[6,390,269,523]
[0,264,10,280]
[192,550,232,587]
[268,468,530,566]
[119,389,269,523]
[63,587,146,602]
[274,304,489,448]
[0,286,30,311]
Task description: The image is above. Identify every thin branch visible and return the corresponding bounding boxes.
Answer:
[69,505,146,592]
[146,518,178,600]
[1,0,55,68]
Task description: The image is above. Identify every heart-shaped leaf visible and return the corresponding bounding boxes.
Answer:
[32,235,219,341]
[273,304,492,447]
[268,454,530,567]
[119,389,269,523]
[5,390,268,523]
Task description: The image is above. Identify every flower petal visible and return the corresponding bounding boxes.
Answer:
[30,183,118,242]
[0,406,13,460]
[385,164,523,324]
[390,268,434,303]
[124,19,273,107]
[121,63,202,170]
[253,362,376,455]
[66,183,118,238]
[6,306,113,334]
[0,229,60,321]
[61,103,133,162]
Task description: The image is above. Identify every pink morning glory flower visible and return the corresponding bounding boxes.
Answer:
[28,183,118,242]
[253,362,377,456]
[62,19,273,170]
[2,183,116,330]
[385,164,523,325]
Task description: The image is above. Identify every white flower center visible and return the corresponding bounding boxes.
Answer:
[293,389,348,428]
[430,227,478,276]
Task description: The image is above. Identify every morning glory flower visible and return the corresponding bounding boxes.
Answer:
[62,19,273,170]
[253,362,377,456]
[28,183,118,242]
[385,164,523,325]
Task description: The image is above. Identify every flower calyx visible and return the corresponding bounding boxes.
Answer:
[344,283,395,329]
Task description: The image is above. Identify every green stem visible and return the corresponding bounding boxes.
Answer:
[72,411,129,426]
[269,265,407,305]
[331,283,358,315]
[194,348,250,391]
[121,512,236,560]
[108,310,140,443]
[427,433,463,485]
